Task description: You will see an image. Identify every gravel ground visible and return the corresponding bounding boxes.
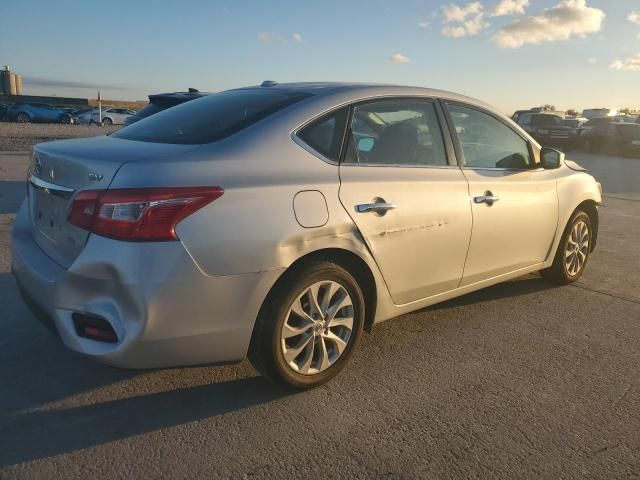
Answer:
[0,123,120,151]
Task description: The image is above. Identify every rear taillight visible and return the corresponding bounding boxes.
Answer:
[67,186,223,241]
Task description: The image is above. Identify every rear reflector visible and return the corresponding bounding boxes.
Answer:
[67,186,223,241]
[72,313,118,343]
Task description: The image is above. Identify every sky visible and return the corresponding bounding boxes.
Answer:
[1,0,639,114]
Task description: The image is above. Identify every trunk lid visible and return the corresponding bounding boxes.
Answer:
[28,135,199,267]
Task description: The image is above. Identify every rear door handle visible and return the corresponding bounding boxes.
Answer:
[473,192,500,205]
[356,202,396,214]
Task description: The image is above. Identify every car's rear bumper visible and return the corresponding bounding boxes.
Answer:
[11,200,283,369]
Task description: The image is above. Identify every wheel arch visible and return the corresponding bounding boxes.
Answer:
[576,199,599,252]
[255,247,379,335]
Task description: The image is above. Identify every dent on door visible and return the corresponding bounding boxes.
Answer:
[339,166,472,305]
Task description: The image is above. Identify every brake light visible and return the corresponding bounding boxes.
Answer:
[67,186,223,241]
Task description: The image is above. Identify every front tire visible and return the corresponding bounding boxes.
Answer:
[16,112,30,123]
[101,117,113,126]
[249,260,365,389]
[541,210,592,285]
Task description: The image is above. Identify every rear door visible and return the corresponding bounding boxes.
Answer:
[444,102,558,286]
[337,98,472,305]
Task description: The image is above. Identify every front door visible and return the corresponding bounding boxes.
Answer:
[444,103,558,286]
[338,98,472,305]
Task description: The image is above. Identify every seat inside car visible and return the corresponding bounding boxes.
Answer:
[369,122,419,164]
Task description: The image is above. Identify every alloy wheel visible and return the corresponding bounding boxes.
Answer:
[565,219,589,277]
[280,280,354,375]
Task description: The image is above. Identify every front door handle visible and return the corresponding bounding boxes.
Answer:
[474,192,500,206]
[356,202,396,214]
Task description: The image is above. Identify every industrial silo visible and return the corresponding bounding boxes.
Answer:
[14,73,23,95]
[0,67,21,95]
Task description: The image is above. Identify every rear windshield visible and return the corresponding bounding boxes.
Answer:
[112,89,311,144]
[132,102,165,120]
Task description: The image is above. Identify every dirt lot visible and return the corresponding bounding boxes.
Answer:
[0,128,639,479]
[0,123,120,151]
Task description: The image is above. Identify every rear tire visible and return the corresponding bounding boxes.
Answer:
[16,112,30,123]
[541,210,592,285]
[101,117,113,126]
[249,260,365,389]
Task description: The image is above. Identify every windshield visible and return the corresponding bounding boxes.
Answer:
[112,89,311,144]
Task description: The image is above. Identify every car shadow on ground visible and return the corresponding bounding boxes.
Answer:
[0,274,555,468]
[424,275,557,312]
[0,180,25,214]
[0,272,294,468]
[0,375,291,468]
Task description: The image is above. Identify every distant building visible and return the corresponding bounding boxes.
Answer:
[0,66,23,95]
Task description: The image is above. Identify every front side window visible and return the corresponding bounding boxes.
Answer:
[112,89,311,144]
[447,104,533,169]
[343,100,448,166]
[297,108,348,161]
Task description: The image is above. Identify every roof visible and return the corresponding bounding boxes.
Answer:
[241,81,495,111]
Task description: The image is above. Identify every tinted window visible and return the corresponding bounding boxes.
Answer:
[617,125,640,140]
[133,103,165,120]
[343,100,448,166]
[297,108,348,161]
[448,104,532,169]
[112,89,311,144]
[531,114,562,126]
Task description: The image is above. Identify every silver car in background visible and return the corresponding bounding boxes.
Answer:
[90,107,136,126]
[12,83,602,389]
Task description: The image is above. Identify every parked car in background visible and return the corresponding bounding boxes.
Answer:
[12,82,602,389]
[5,102,75,124]
[582,108,615,120]
[72,108,98,125]
[563,117,588,129]
[0,104,11,121]
[582,122,640,157]
[578,117,613,139]
[612,114,638,124]
[124,88,207,126]
[90,108,136,126]
[516,112,578,149]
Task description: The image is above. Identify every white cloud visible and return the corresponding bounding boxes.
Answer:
[629,11,640,26]
[492,0,605,48]
[442,2,483,22]
[257,32,285,44]
[492,0,529,17]
[389,53,411,63]
[610,53,640,71]
[291,33,303,42]
[588,57,597,64]
[441,2,489,37]
[418,21,430,28]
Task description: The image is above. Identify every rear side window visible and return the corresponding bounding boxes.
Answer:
[112,89,311,144]
[343,100,448,166]
[297,108,349,161]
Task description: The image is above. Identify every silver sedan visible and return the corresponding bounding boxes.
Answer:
[11,83,602,388]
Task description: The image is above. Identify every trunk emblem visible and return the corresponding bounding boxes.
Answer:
[88,173,104,181]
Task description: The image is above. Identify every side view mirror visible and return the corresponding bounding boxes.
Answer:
[541,147,564,169]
